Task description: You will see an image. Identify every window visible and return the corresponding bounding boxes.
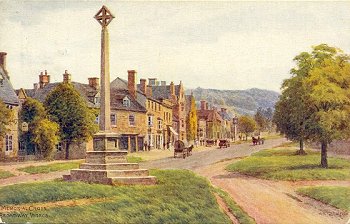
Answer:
[94,96,100,104]
[148,115,153,127]
[158,120,162,129]
[181,119,184,128]
[129,114,135,126]
[5,135,13,151]
[123,97,131,107]
[56,142,62,151]
[181,103,184,112]
[111,114,116,126]
[95,115,99,124]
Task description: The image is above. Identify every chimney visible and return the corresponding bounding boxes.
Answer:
[146,85,152,97]
[140,78,147,94]
[170,81,175,95]
[200,100,206,110]
[206,102,209,110]
[39,70,50,88]
[0,52,7,71]
[33,83,39,90]
[148,78,156,86]
[128,70,137,99]
[63,70,71,83]
[88,77,100,89]
[161,81,166,86]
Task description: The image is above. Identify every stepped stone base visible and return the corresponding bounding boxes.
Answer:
[64,134,156,185]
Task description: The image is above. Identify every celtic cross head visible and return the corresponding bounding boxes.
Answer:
[94,5,115,27]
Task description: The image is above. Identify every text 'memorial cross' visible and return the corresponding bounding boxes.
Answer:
[94,5,115,27]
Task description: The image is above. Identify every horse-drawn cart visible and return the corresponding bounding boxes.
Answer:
[174,140,193,159]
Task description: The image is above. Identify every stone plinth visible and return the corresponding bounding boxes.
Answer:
[63,150,156,185]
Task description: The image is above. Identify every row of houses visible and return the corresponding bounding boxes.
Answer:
[1,52,237,160]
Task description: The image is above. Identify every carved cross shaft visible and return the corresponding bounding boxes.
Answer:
[94,5,115,27]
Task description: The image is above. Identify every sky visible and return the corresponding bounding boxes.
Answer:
[0,1,350,92]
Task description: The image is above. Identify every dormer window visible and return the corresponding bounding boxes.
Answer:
[123,96,131,107]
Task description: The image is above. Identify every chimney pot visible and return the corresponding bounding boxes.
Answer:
[63,70,71,84]
[88,77,100,89]
[128,70,137,99]
[140,78,147,94]
[200,100,206,110]
[0,52,7,71]
[39,71,50,88]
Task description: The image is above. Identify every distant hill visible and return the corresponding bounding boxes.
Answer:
[186,87,280,116]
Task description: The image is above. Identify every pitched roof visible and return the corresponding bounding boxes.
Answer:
[110,77,147,112]
[25,82,99,108]
[148,84,181,100]
[197,109,223,122]
[0,66,19,105]
[218,110,232,121]
[110,88,146,112]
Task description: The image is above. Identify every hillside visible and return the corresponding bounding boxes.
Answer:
[186,87,280,116]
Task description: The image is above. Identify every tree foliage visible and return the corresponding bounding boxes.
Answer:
[274,44,350,167]
[44,83,98,159]
[0,100,13,140]
[20,97,59,159]
[186,95,198,141]
[238,115,257,140]
[32,119,59,160]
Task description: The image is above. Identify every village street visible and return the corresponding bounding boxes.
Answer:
[141,138,349,224]
[1,138,349,224]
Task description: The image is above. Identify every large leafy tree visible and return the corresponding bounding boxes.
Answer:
[254,107,268,133]
[186,95,198,142]
[44,83,98,159]
[20,97,59,159]
[238,115,257,140]
[305,45,350,168]
[0,100,13,139]
[274,44,350,167]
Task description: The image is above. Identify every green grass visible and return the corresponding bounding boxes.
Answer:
[227,147,350,181]
[0,169,14,179]
[17,162,81,174]
[213,187,256,224]
[1,170,231,224]
[297,186,350,211]
[126,156,143,163]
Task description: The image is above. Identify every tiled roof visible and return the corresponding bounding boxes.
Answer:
[25,82,99,108]
[110,77,147,112]
[0,66,19,105]
[218,111,232,121]
[110,88,146,112]
[149,84,180,100]
[197,109,223,122]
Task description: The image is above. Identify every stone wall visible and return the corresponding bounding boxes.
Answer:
[0,105,19,159]
[110,110,147,136]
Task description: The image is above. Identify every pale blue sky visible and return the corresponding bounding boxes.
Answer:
[1,1,349,92]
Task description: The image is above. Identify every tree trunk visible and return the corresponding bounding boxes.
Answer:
[297,139,306,155]
[320,141,328,168]
[65,142,70,160]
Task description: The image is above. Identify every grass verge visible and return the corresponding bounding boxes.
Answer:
[213,187,256,224]
[0,169,14,179]
[17,162,81,174]
[1,169,231,224]
[297,186,350,211]
[126,156,143,163]
[226,147,350,181]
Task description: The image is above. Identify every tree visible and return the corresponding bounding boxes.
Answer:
[0,100,13,139]
[305,45,350,168]
[32,119,59,159]
[238,115,257,140]
[20,97,60,159]
[44,83,98,159]
[186,95,198,142]
[254,107,268,133]
[274,44,350,167]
